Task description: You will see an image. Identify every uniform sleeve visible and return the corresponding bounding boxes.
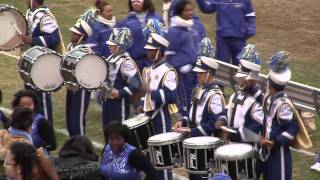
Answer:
[32,15,60,48]
[86,26,101,55]
[244,0,256,36]
[151,70,178,106]
[38,119,57,151]
[196,0,217,14]
[128,150,157,180]
[246,102,264,134]
[119,60,141,98]
[273,103,298,146]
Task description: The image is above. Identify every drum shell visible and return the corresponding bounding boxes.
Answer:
[19,46,63,92]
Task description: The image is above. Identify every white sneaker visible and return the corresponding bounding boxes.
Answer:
[310,162,320,172]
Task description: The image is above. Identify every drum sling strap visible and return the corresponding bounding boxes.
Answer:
[229,91,250,127]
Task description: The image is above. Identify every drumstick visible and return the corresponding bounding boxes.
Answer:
[11,23,23,35]
[221,126,237,134]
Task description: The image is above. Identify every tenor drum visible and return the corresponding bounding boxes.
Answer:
[19,46,63,92]
[215,143,256,180]
[148,132,184,170]
[122,114,154,153]
[183,136,222,174]
[0,4,27,50]
[61,47,107,91]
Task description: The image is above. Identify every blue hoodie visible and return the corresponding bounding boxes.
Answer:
[196,0,256,38]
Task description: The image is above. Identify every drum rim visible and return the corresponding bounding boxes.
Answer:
[0,4,27,51]
[148,132,183,146]
[215,143,253,160]
[122,115,150,129]
[61,49,108,91]
[182,136,221,149]
[19,46,64,92]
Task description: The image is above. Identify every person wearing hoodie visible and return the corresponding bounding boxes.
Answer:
[166,0,198,117]
[122,0,164,71]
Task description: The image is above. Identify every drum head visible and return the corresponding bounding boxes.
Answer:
[148,132,183,146]
[183,136,220,149]
[30,53,63,92]
[75,54,107,90]
[123,114,149,129]
[215,143,253,160]
[0,5,26,50]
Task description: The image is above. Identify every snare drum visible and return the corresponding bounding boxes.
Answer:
[122,114,154,152]
[148,132,184,170]
[0,4,27,50]
[61,47,107,91]
[183,136,222,174]
[19,46,63,92]
[215,143,256,180]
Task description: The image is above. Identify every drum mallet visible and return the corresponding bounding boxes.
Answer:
[11,22,23,35]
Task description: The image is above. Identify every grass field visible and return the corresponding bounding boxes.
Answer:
[1,0,320,179]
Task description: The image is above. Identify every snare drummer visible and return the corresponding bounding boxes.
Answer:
[23,0,65,124]
[102,27,142,142]
[259,51,298,180]
[65,21,93,136]
[143,32,178,180]
[224,44,264,142]
[173,55,226,138]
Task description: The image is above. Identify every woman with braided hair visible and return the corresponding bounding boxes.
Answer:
[3,142,59,180]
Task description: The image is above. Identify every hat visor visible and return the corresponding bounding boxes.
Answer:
[192,66,208,73]
[70,27,82,35]
[144,44,158,50]
[235,72,249,79]
[106,40,116,46]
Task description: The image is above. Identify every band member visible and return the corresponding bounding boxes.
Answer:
[102,27,141,142]
[23,0,65,124]
[65,20,93,137]
[225,44,264,142]
[143,32,178,180]
[101,123,156,180]
[123,0,164,71]
[87,0,118,58]
[259,51,298,180]
[174,54,226,138]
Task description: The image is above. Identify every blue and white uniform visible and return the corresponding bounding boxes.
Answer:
[262,92,298,180]
[100,143,141,180]
[25,6,62,124]
[103,54,141,140]
[182,83,226,137]
[122,11,164,71]
[196,0,256,65]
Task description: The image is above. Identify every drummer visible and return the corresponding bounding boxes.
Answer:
[173,39,226,138]
[23,0,65,124]
[102,27,142,143]
[173,39,226,180]
[259,51,298,180]
[224,44,264,142]
[65,20,93,136]
[142,32,178,180]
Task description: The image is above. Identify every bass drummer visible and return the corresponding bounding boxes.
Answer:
[22,0,65,124]
[173,38,226,180]
[65,20,93,136]
[102,27,142,143]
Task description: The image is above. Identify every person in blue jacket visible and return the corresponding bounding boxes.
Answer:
[196,0,256,65]
[225,44,264,143]
[23,0,64,124]
[102,27,142,143]
[259,51,298,180]
[11,90,57,153]
[143,32,178,180]
[166,0,199,117]
[122,0,164,71]
[87,0,117,58]
[169,0,207,45]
